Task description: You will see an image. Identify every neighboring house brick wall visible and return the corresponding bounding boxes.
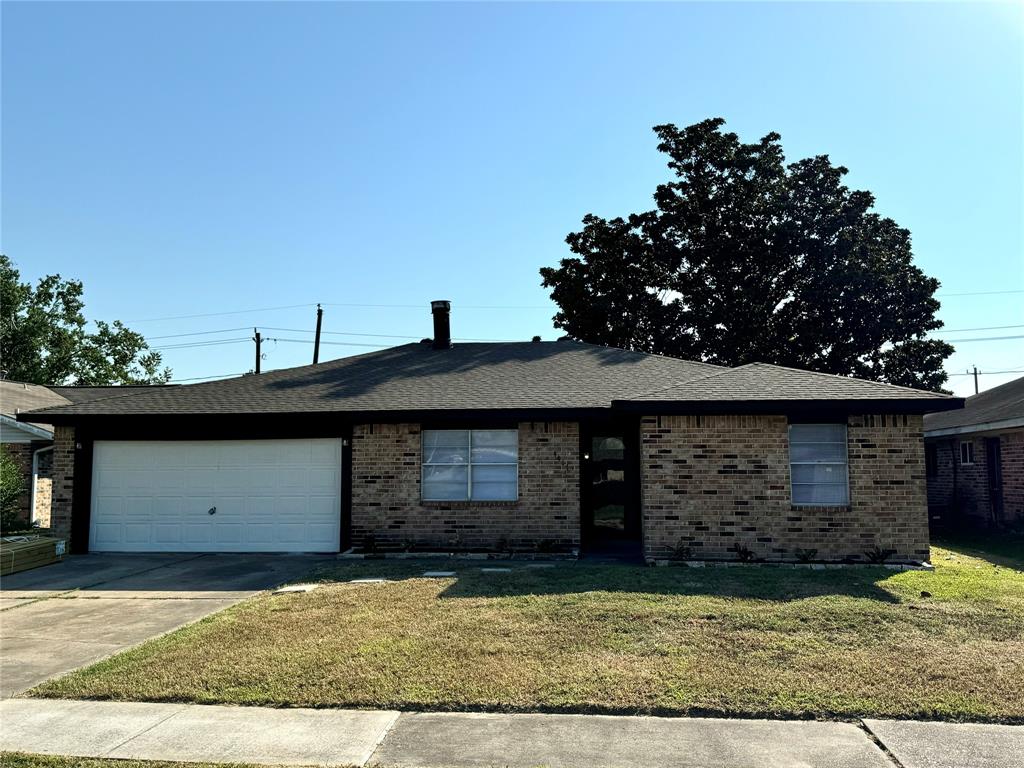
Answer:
[50,426,75,542]
[640,413,928,562]
[1001,430,1024,526]
[926,439,956,514]
[351,421,580,551]
[927,428,1024,529]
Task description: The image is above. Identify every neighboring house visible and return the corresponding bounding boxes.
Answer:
[0,381,69,527]
[924,376,1023,531]
[1,381,174,528]
[20,302,962,563]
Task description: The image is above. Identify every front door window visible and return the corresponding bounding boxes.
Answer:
[590,435,626,534]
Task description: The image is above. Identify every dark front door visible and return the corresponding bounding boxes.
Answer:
[985,437,1004,523]
[582,423,641,553]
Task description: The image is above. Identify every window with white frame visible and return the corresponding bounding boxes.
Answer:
[421,429,518,501]
[789,423,849,506]
[959,441,975,466]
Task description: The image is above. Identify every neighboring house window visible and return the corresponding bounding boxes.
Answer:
[925,444,939,478]
[789,423,849,505]
[959,441,975,466]
[422,429,518,501]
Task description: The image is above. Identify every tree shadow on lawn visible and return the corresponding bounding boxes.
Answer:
[317,559,903,603]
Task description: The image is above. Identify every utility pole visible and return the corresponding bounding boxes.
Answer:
[254,328,262,374]
[313,304,323,364]
[973,365,979,395]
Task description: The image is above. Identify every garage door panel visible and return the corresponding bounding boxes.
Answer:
[90,439,342,553]
[309,468,339,491]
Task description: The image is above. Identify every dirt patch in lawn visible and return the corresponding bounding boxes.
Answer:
[29,539,1024,723]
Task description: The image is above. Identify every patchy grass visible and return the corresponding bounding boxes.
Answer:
[29,538,1024,723]
[0,756,331,768]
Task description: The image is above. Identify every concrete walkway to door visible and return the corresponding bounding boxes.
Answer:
[0,552,328,697]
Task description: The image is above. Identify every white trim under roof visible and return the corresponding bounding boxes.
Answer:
[0,414,54,441]
[924,416,1024,438]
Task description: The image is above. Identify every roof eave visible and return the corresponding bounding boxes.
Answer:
[611,397,965,416]
[924,416,1024,438]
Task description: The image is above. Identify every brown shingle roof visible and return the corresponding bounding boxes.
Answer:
[924,375,1024,433]
[623,362,954,403]
[20,343,961,422]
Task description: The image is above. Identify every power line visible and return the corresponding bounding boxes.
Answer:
[947,369,1024,376]
[938,289,1024,297]
[152,337,251,351]
[130,303,316,322]
[264,337,388,349]
[168,372,246,383]
[130,301,551,323]
[945,334,1024,343]
[932,323,1024,334]
[148,326,251,340]
[261,326,522,342]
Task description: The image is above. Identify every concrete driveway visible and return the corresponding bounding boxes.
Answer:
[0,552,328,697]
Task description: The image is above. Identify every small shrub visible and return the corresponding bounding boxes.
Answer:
[494,535,511,553]
[402,537,417,553]
[670,539,693,561]
[795,548,818,563]
[864,546,896,564]
[732,543,757,562]
[535,538,559,554]
[361,533,377,554]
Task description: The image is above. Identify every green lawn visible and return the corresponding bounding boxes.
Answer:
[29,536,1024,723]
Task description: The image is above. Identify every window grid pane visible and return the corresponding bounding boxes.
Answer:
[789,424,849,506]
[422,429,518,501]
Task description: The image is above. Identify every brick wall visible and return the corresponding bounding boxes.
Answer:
[1001,430,1024,526]
[351,421,580,551]
[640,413,929,562]
[50,426,75,542]
[926,439,956,514]
[927,429,1024,529]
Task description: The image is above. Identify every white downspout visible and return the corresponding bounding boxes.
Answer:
[29,445,54,526]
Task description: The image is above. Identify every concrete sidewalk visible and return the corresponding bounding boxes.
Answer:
[3,699,1022,768]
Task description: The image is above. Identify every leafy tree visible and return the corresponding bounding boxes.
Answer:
[0,446,25,533]
[540,119,953,391]
[0,255,170,385]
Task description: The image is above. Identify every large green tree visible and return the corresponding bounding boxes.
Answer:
[0,255,170,385]
[541,119,953,391]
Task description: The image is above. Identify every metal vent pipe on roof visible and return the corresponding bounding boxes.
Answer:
[431,300,452,350]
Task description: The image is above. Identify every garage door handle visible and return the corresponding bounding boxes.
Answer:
[208,506,217,515]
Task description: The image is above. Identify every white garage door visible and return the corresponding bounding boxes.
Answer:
[90,439,342,553]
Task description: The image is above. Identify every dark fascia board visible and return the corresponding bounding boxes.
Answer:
[20,398,964,432]
[611,397,966,416]
[27,407,615,438]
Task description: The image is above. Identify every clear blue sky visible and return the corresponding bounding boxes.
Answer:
[2,1,1021,397]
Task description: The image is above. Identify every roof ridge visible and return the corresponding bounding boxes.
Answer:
[738,361,950,398]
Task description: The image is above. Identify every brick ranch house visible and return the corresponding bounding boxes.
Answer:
[924,375,1023,531]
[20,302,963,563]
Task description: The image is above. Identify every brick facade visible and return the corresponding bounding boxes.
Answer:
[926,428,1024,529]
[351,421,580,551]
[640,414,929,562]
[49,426,75,542]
